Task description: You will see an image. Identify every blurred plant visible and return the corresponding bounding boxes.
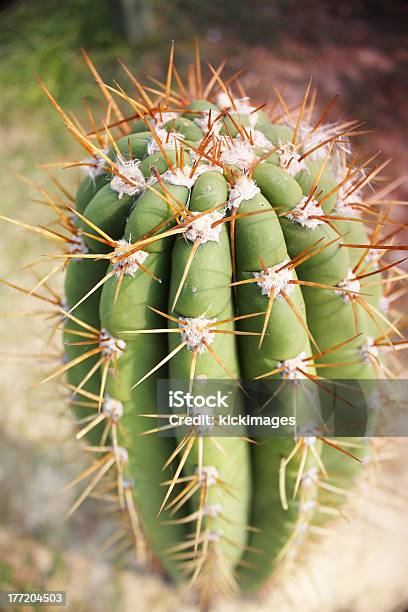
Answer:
[115,0,157,44]
[0,0,125,117]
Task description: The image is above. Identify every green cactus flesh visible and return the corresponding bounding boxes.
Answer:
[11,48,405,606]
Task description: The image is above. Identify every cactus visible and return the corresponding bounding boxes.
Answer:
[3,44,406,608]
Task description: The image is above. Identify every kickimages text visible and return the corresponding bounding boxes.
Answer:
[168,414,296,429]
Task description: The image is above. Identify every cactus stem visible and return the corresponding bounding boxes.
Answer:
[256,337,364,380]
[130,307,260,388]
[9,45,408,603]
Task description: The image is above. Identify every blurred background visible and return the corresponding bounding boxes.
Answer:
[0,1,408,611]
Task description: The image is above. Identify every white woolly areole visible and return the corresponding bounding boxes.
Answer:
[335,197,361,218]
[112,239,149,278]
[358,337,379,364]
[229,175,260,209]
[277,141,305,176]
[81,150,108,179]
[216,92,234,110]
[204,503,222,517]
[301,124,334,161]
[301,467,319,489]
[196,465,219,486]
[147,126,179,155]
[250,129,273,148]
[287,196,324,229]
[220,139,255,170]
[293,121,352,163]
[278,351,307,380]
[154,111,178,126]
[68,232,88,255]
[217,94,257,125]
[335,268,360,302]
[208,530,223,542]
[185,210,225,244]
[180,316,216,353]
[234,98,257,126]
[297,124,329,159]
[110,156,146,199]
[161,164,211,189]
[99,328,126,358]
[234,97,256,115]
[102,396,124,421]
[303,436,317,446]
[336,185,363,218]
[253,258,295,298]
[115,446,129,464]
[194,111,222,137]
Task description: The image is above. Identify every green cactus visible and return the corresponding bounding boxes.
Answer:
[3,45,406,607]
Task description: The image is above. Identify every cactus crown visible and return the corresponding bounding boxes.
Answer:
[3,42,406,608]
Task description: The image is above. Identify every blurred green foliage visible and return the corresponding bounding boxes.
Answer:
[0,0,198,126]
[0,0,128,119]
[1,0,406,148]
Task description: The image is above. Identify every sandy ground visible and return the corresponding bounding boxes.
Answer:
[1,40,408,611]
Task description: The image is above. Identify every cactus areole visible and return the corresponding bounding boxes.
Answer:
[9,44,407,607]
